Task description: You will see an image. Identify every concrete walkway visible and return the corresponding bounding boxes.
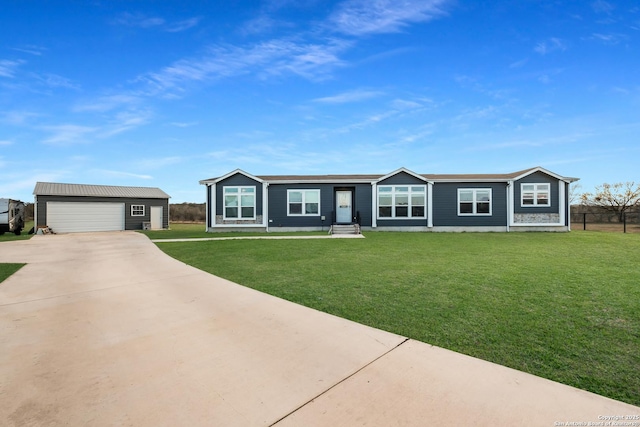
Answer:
[0,232,637,426]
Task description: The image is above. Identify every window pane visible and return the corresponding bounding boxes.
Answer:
[379,195,392,206]
[225,195,238,207]
[459,191,473,202]
[241,187,254,193]
[241,207,254,218]
[378,187,392,192]
[411,194,425,206]
[225,207,238,218]
[289,191,302,203]
[379,206,392,217]
[460,202,473,214]
[522,195,534,205]
[305,203,319,214]
[305,191,319,203]
[396,187,408,192]
[411,186,425,192]
[396,206,409,217]
[241,195,254,207]
[476,191,490,202]
[537,194,549,205]
[396,195,409,206]
[522,184,535,191]
[412,206,425,217]
[477,202,490,214]
[290,203,302,214]
[536,184,548,191]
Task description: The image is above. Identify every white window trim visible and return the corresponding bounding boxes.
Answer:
[287,189,321,216]
[377,185,427,219]
[458,188,492,216]
[131,205,145,216]
[520,183,551,207]
[223,186,256,220]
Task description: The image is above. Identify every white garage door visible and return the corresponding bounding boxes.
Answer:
[47,202,125,233]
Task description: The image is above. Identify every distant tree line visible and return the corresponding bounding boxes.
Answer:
[170,203,206,223]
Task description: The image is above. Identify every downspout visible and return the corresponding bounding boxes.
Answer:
[34,195,38,231]
[204,184,209,232]
[371,182,377,228]
[263,182,269,232]
[427,182,434,228]
[506,181,512,232]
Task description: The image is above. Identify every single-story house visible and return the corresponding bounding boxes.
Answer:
[33,182,170,233]
[199,166,578,233]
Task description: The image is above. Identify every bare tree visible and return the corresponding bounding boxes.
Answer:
[569,183,583,205]
[581,182,640,221]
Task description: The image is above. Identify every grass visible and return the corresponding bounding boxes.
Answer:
[0,221,34,242]
[154,231,640,406]
[139,222,326,240]
[0,263,25,284]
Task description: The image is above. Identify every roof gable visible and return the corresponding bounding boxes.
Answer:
[511,166,579,183]
[199,169,264,185]
[376,167,428,183]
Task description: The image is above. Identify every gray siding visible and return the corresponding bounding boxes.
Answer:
[36,195,169,230]
[215,174,264,216]
[432,182,508,227]
[267,183,373,227]
[514,171,559,214]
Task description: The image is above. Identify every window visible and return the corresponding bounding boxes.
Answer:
[288,190,320,216]
[131,205,145,216]
[521,183,550,206]
[458,189,492,215]
[224,186,255,219]
[377,185,426,218]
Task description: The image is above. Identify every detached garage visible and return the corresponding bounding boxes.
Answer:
[33,182,170,233]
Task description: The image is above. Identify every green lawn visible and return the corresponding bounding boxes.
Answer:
[155,231,640,406]
[0,221,34,242]
[0,263,25,284]
[140,222,326,239]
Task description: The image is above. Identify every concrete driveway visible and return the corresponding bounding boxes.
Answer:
[0,232,637,426]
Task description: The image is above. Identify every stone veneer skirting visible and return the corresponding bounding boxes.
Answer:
[216,215,263,225]
[514,213,560,223]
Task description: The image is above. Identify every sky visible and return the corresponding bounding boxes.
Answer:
[1,1,639,203]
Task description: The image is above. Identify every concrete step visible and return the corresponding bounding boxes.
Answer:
[331,224,361,235]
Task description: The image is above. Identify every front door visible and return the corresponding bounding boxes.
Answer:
[336,191,352,223]
[150,206,163,230]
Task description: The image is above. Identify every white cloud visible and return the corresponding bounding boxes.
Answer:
[138,38,350,94]
[10,45,46,56]
[169,121,199,128]
[74,94,142,113]
[0,59,24,78]
[329,0,449,36]
[0,140,13,146]
[100,110,152,137]
[95,169,153,180]
[113,12,165,28]
[166,17,202,32]
[534,38,567,55]
[41,124,98,145]
[313,89,383,103]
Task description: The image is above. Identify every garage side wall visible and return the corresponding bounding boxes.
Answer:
[36,195,169,230]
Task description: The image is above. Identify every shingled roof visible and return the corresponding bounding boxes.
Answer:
[201,167,578,184]
[33,182,170,199]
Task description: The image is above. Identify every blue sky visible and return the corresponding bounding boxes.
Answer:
[2,1,638,203]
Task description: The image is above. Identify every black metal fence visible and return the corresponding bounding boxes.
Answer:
[570,210,640,233]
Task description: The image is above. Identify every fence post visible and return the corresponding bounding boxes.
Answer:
[583,213,587,230]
